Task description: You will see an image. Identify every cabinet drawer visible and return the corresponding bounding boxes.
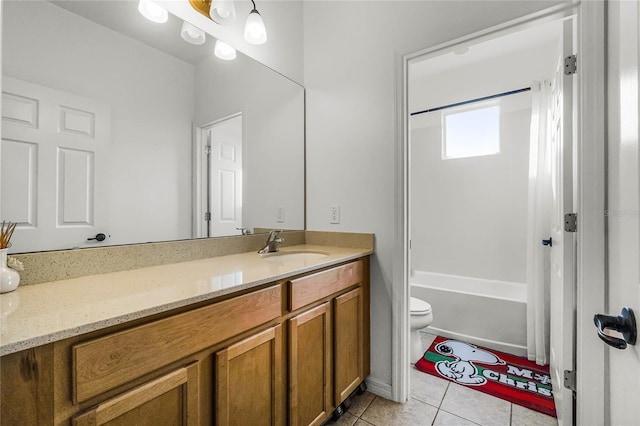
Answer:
[289,261,363,311]
[73,285,281,403]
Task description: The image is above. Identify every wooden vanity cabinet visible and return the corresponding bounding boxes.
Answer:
[287,260,368,426]
[0,257,369,426]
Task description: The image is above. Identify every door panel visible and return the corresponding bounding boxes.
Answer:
[71,363,199,426]
[607,2,640,425]
[1,77,110,252]
[333,287,364,405]
[549,18,575,426]
[215,325,284,426]
[1,139,37,226]
[289,302,332,426]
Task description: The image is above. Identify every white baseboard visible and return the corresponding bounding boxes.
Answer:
[365,376,393,400]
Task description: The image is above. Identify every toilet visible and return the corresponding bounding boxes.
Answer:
[410,296,433,362]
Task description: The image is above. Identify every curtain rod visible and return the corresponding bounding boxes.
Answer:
[410,87,531,117]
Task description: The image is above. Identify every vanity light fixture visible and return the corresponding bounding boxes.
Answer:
[209,0,237,25]
[244,0,267,45]
[138,0,168,23]
[187,0,267,45]
[180,21,206,45]
[214,40,237,60]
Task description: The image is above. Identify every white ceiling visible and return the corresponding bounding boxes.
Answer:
[410,19,563,79]
[51,0,214,65]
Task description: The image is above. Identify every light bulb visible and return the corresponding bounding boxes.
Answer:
[138,0,168,24]
[209,0,236,25]
[214,40,236,61]
[244,9,267,45]
[180,21,206,45]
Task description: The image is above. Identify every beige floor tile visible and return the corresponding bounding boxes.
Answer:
[420,331,438,351]
[360,396,438,426]
[348,391,376,417]
[410,366,449,407]
[511,404,558,426]
[325,412,358,426]
[354,420,375,426]
[440,384,511,426]
[434,410,481,426]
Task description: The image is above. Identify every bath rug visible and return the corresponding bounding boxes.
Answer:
[415,336,556,417]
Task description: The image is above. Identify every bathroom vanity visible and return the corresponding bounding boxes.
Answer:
[0,243,371,425]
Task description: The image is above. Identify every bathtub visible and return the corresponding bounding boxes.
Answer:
[411,271,527,357]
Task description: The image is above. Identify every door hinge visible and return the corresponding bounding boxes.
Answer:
[564,54,577,75]
[564,369,576,391]
[204,212,211,221]
[564,213,577,232]
[204,145,212,155]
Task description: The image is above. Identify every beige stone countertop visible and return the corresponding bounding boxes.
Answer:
[0,244,372,356]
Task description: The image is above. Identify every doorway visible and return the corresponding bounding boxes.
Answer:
[194,113,244,238]
[403,12,577,425]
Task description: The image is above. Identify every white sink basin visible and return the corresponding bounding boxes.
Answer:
[261,250,329,262]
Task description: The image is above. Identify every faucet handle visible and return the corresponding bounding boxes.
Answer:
[236,227,251,235]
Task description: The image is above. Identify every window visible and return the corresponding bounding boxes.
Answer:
[443,104,500,159]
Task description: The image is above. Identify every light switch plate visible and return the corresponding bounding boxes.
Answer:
[277,207,285,223]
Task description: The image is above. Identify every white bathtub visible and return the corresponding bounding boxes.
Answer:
[411,271,527,357]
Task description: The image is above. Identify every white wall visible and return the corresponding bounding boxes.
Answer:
[303,0,563,393]
[193,53,305,232]
[3,1,194,246]
[409,42,558,284]
[410,95,531,283]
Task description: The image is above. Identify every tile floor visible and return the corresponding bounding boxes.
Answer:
[325,333,558,426]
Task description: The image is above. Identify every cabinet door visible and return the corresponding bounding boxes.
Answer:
[333,287,364,405]
[215,325,284,426]
[72,363,199,426]
[289,303,332,426]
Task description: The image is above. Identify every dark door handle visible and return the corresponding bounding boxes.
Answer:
[593,307,637,349]
[87,233,107,242]
[542,237,552,246]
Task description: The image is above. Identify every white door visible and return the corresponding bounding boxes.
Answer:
[605,1,640,424]
[1,77,110,253]
[548,18,575,426]
[207,115,243,237]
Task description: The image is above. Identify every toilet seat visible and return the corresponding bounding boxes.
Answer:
[410,297,432,315]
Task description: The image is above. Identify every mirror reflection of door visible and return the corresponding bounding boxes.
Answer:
[1,77,110,253]
[204,114,243,237]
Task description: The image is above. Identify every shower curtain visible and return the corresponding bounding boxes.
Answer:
[526,80,552,366]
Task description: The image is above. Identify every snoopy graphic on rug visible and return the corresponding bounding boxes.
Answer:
[434,340,505,386]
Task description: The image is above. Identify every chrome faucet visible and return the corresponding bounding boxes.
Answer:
[258,230,284,254]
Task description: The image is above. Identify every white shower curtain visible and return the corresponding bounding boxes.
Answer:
[526,80,552,366]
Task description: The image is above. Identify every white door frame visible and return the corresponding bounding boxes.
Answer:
[393,2,606,424]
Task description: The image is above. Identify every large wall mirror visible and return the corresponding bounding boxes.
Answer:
[1,0,305,254]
